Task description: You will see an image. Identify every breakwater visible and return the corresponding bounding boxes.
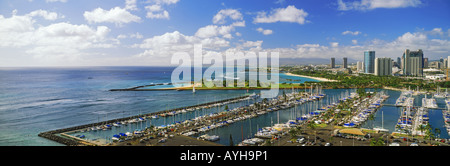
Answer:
[109,82,173,91]
[38,95,251,146]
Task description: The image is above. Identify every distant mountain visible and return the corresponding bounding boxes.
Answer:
[279,57,359,65]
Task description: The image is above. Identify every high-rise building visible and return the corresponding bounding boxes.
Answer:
[343,57,348,69]
[402,49,423,76]
[445,58,448,69]
[357,61,363,72]
[397,57,401,67]
[448,56,450,69]
[375,57,392,76]
[330,58,335,68]
[364,51,375,74]
[424,58,428,68]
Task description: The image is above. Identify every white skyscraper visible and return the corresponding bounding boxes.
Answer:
[357,61,363,73]
[448,56,450,69]
[375,57,392,76]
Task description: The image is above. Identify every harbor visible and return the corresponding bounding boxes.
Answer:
[38,85,450,146]
[39,85,334,146]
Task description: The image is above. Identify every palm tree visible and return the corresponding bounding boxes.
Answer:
[368,114,375,129]
[417,125,426,136]
[289,128,298,140]
[307,122,317,130]
[435,128,441,139]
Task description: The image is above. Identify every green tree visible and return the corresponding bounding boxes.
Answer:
[370,137,385,146]
[307,122,317,130]
[435,128,441,139]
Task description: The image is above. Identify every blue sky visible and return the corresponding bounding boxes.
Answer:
[0,0,449,66]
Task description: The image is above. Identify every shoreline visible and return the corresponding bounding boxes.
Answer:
[284,73,339,82]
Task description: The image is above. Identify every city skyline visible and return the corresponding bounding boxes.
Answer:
[0,0,449,67]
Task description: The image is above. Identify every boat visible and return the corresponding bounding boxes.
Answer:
[373,110,389,133]
[198,134,219,141]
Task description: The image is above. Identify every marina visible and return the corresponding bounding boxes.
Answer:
[37,86,450,146]
[39,85,330,146]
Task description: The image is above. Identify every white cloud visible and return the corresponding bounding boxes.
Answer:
[428,28,443,36]
[337,0,422,11]
[352,39,358,45]
[342,30,361,35]
[253,5,308,24]
[27,9,61,20]
[145,4,170,19]
[242,40,263,48]
[256,27,273,35]
[0,10,116,64]
[144,0,179,20]
[195,25,237,39]
[212,9,243,24]
[125,0,138,11]
[148,0,179,5]
[117,32,144,39]
[330,42,339,47]
[135,31,230,63]
[84,7,141,26]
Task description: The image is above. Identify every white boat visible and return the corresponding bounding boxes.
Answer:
[373,127,389,133]
[198,134,219,141]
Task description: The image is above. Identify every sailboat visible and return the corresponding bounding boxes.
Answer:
[373,110,389,133]
[193,85,196,93]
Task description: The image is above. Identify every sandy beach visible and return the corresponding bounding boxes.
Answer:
[285,73,339,82]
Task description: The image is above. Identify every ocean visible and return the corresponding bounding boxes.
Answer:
[0,66,448,146]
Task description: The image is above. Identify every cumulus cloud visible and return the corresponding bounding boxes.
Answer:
[195,9,245,39]
[342,30,361,35]
[0,10,115,64]
[27,9,61,20]
[134,31,230,65]
[125,0,138,11]
[253,5,308,24]
[337,0,422,11]
[212,9,243,24]
[145,4,170,19]
[84,7,141,26]
[256,27,273,35]
[144,0,179,20]
[195,25,237,39]
[330,42,339,47]
[148,0,179,5]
